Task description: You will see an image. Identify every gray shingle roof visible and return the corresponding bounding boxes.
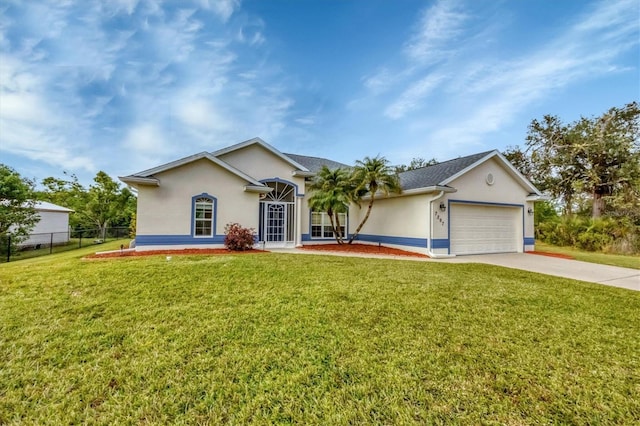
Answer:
[283,153,350,173]
[398,150,495,190]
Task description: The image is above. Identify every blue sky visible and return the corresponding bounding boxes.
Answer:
[1,0,638,186]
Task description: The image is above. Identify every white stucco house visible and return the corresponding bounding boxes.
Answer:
[120,137,543,256]
[20,201,73,247]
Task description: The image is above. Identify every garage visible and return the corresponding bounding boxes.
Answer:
[449,203,522,255]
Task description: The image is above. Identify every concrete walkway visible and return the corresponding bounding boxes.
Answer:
[273,249,639,291]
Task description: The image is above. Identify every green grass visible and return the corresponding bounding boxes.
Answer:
[2,238,131,263]
[536,241,640,269]
[1,247,639,424]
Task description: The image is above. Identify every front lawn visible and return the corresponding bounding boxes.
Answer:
[536,241,640,269]
[1,248,638,424]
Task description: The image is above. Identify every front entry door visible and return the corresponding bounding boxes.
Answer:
[265,202,286,244]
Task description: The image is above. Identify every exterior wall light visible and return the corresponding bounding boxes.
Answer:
[527,207,534,215]
[439,202,446,212]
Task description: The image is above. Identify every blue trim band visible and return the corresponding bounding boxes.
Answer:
[524,237,535,245]
[431,239,450,249]
[136,235,226,245]
[354,234,427,248]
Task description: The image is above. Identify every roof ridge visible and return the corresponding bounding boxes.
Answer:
[284,152,343,162]
[400,150,495,174]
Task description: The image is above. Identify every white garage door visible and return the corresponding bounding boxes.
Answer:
[450,203,521,255]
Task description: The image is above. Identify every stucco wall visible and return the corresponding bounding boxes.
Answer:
[448,157,531,204]
[218,144,306,191]
[354,194,428,237]
[137,158,260,237]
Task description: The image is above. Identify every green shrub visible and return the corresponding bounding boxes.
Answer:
[224,223,256,251]
[536,215,640,254]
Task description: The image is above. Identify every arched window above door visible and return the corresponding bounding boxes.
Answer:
[263,180,295,202]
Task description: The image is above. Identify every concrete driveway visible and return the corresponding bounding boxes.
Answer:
[438,253,640,291]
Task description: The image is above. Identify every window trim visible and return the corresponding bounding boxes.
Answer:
[191,193,217,238]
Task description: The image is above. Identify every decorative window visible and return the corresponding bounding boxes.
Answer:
[193,197,214,237]
[311,211,346,239]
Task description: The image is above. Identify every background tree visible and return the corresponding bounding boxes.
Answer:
[573,102,640,219]
[0,165,39,250]
[37,173,89,228]
[84,172,135,239]
[38,171,136,234]
[349,156,401,244]
[308,166,353,244]
[526,102,639,219]
[395,157,438,173]
[502,146,535,183]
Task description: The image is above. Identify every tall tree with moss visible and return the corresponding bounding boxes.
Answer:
[0,165,39,251]
[526,101,639,219]
[308,166,353,244]
[348,156,401,244]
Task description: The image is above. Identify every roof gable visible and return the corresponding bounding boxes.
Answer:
[398,150,541,195]
[398,151,492,191]
[119,152,265,188]
[212,137,311,172]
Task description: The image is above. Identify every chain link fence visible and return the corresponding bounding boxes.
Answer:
[1,227,131,263]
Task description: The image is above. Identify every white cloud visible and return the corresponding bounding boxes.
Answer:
[357,0,638,159]
[362,68,395,95]
[294,116,315,126]
[237,18,266,46]
[198,0,240,22]
[404,0,468,63]
[108,0,140,15]
[435,0,640,145]
[384,73,446,119]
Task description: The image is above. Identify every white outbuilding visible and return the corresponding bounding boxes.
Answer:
[20,201,74,248]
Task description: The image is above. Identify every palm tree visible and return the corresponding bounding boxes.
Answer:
[308,166,353,244]
[348,156,401,244]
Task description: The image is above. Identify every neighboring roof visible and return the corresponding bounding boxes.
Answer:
[119,151,266,188]
[283,153,350,173]
[35,201,74,213]
[211,137,311,172]
[398,150,541,195]
[399,151,493,191]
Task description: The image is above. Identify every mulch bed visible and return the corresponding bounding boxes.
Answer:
[526,251,575,260]
[85,248,266,259]
[300,243,429,258]
[86,244,428,259]
[86,246,569,260]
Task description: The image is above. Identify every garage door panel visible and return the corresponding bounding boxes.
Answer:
[450,204,521,255]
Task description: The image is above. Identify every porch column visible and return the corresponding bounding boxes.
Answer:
[295,196,303,247]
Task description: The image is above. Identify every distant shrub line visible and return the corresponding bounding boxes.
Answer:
[536,216,639,254]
